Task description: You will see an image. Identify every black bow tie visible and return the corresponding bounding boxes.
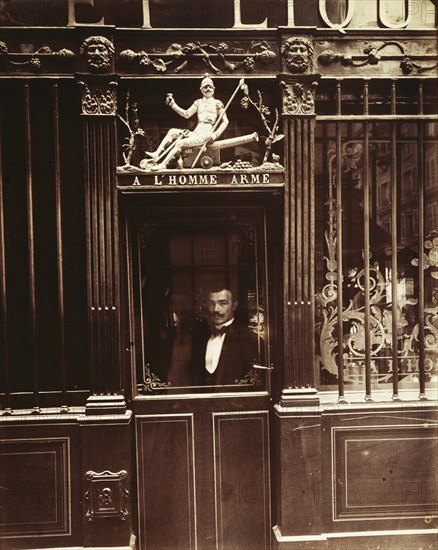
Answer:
[212,326,227,337]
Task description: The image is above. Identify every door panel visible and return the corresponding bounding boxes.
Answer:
[135,397,270,550]
[213,411,270,550]
[136,414,196,549]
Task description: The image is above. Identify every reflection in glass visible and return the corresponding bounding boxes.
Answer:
[315,121,438,393]
[130,211,267,394]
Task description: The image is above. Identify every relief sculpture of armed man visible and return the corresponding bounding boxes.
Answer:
[118,73,285,176]
[138,74,263,171]
[140,74,230,170]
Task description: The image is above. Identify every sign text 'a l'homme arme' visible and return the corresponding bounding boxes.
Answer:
[117,171,285,188]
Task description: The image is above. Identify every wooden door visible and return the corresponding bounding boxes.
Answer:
[134,395,271,550]
[124,197,280,549]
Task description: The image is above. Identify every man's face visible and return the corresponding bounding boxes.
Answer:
[201,84,215,99]
[87,43,110,71]
[208,289,237,327]
[283,38,310,73]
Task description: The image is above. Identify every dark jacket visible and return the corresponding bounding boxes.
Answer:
[191,319,259,387]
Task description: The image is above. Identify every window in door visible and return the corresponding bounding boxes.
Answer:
[128,207,270,394]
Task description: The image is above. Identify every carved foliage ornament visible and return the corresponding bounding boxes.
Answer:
[78,80,117,115]
[281,37,314,74]
[119,40,276,74]
[80,36,114,73]
[0,41,74,71]
[318,41,438,75]
[280,80,318,116]
[85,470,129,521]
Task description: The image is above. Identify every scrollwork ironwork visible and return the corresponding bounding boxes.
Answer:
[317,152,437,387]
[235,368,262,386]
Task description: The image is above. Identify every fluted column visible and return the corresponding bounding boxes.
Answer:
[77,67,124,414]
[273,71,322,544]
[279,74,319,407]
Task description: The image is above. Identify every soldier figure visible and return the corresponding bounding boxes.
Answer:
[141,74,229,170]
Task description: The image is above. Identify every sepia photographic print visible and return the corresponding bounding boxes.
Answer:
[0,1,437,549]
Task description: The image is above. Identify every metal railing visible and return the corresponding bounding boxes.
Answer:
[315,77,437,401]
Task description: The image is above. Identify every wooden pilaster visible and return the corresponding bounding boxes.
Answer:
[77,71,125,414]
[279,74,319,406]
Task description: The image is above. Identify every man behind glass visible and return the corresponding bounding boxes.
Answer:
[191,286,258,387]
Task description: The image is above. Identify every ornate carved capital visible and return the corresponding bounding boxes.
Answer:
[77,78,118,116]
[281,37,314,74]
[279,79,318,116]
[80,36,115,73]
[84,470,129,521]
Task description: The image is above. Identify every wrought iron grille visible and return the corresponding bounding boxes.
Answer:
[315,78,437,401]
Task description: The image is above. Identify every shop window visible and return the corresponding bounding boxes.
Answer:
[315,80,437,399]
[128,207,269,394]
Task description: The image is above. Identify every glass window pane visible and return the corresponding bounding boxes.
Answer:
[315,120,437,394]
[130,210,268,394]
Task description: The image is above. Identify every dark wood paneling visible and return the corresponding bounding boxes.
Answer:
[0,436,70,537]
[80,415,133,548]
[136,414,196,550]
[213,411,270,550]
[333,425,438,520]
[275,409,322,537]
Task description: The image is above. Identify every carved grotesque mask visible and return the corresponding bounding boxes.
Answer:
[81,36,114,73]
[282,37,313,74]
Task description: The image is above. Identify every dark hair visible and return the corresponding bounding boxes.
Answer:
[206,285,238,301]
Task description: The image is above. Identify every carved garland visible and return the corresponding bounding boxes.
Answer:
[318,41,438,75]
[119,40,277,74]
[0,41,74,71]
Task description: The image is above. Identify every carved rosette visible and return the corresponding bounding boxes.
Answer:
[281,37,314,74]
[85,470,129,521]
[280,80,318,116]
[78,80,118,116]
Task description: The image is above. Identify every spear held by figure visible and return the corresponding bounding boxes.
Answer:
[190,78,246,169]
[141,75,247,171]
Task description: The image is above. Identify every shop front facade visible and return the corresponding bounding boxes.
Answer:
[0,1,437,549]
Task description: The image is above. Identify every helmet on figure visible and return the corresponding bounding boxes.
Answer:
[200,73,215,89]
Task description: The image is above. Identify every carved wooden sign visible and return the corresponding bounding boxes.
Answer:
[117,75,285,182]
[117,170,284,189]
